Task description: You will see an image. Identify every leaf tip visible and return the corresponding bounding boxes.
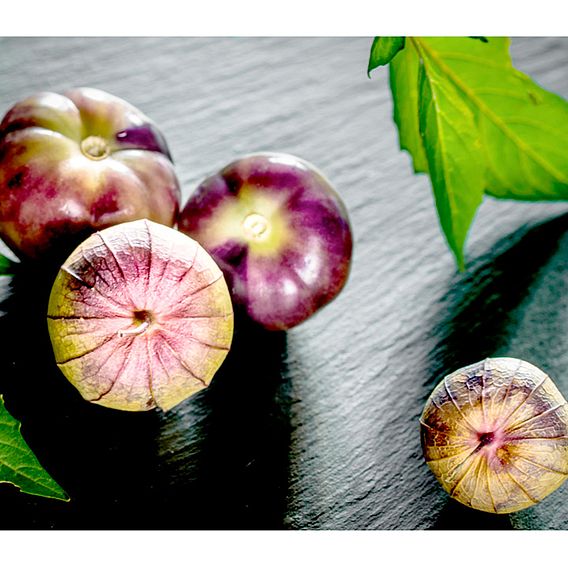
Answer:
[368,36,406,77]
[56,491,71,503]
[0,395,70,503]
[32,486,71,502]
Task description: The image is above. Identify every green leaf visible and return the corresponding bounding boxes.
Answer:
[370,36,568,268]
[368,37,405,76]
[417,57,485,270]
[0,395,68,501]
[389,43,429,173]
[0,255,15,276]
[416,37,568,201]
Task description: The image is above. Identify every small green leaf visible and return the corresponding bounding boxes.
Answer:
[368,37,405,76]
[0,396,68,501]
[0,255,15,276]
[389,42,429,173]
[418,56,485,270]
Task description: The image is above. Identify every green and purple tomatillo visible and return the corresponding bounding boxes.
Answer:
[178,153,353,330]
[0,87,180,262]
[47,219,233,412]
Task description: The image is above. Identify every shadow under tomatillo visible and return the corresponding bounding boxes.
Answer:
[0,267,292,529]
[154,308,293,530]
[424,211,568,530]
[0,263,162,529]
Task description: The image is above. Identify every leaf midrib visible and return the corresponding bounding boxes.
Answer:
[411,37,568,184]
[0,440,63,495]
[0,403,67,500]
[421,74,457,251]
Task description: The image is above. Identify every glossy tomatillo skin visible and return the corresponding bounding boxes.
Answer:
[420,358,568,514]
[47,219,233,412]
[0,88,180,261]
[178,153,353,330]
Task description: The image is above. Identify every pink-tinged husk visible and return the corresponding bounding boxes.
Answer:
[420,357,568,514]
[0,88,180,261]
[47,219,233,412]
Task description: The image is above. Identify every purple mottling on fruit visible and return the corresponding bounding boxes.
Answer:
[248,166,303,195]
[289,197,353,283]
[221,169,245,194]
[180,173,235,233]
[199,174,235,208]
[178,152,353,330]
[208,239,249,300]
[89,190,120,221]
[213,239,249,269]
[246,247,327,329]
[115,125,172,159]
[0,87,180,261]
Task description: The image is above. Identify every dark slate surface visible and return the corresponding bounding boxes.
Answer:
[0,37,567,530]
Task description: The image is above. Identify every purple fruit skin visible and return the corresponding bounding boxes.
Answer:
[178,153,353,330]
[0,88,180,261]
[115,124,172,159]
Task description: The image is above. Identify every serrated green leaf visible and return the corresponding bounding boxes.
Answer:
[416,37,568,200]
[372,36,568,268]
[0,395,68,501]
[417,56,485,270]
[390,43,429,173]
[368,37,405,76]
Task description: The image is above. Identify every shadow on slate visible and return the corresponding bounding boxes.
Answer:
[424,211,568,530]
[0,267,292,529]
[0,263,162,529]
[154,306,292,530]
[5,212,566,530]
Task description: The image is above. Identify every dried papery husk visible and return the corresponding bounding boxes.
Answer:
[420,357,568,514]
[47,219,233,412]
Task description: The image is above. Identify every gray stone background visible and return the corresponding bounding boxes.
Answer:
[0,37,567,529]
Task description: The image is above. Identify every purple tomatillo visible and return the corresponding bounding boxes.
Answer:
[0,87,180,262]
[178,153,353,330]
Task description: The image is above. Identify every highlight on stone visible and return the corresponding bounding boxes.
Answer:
[47,219,234,412]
